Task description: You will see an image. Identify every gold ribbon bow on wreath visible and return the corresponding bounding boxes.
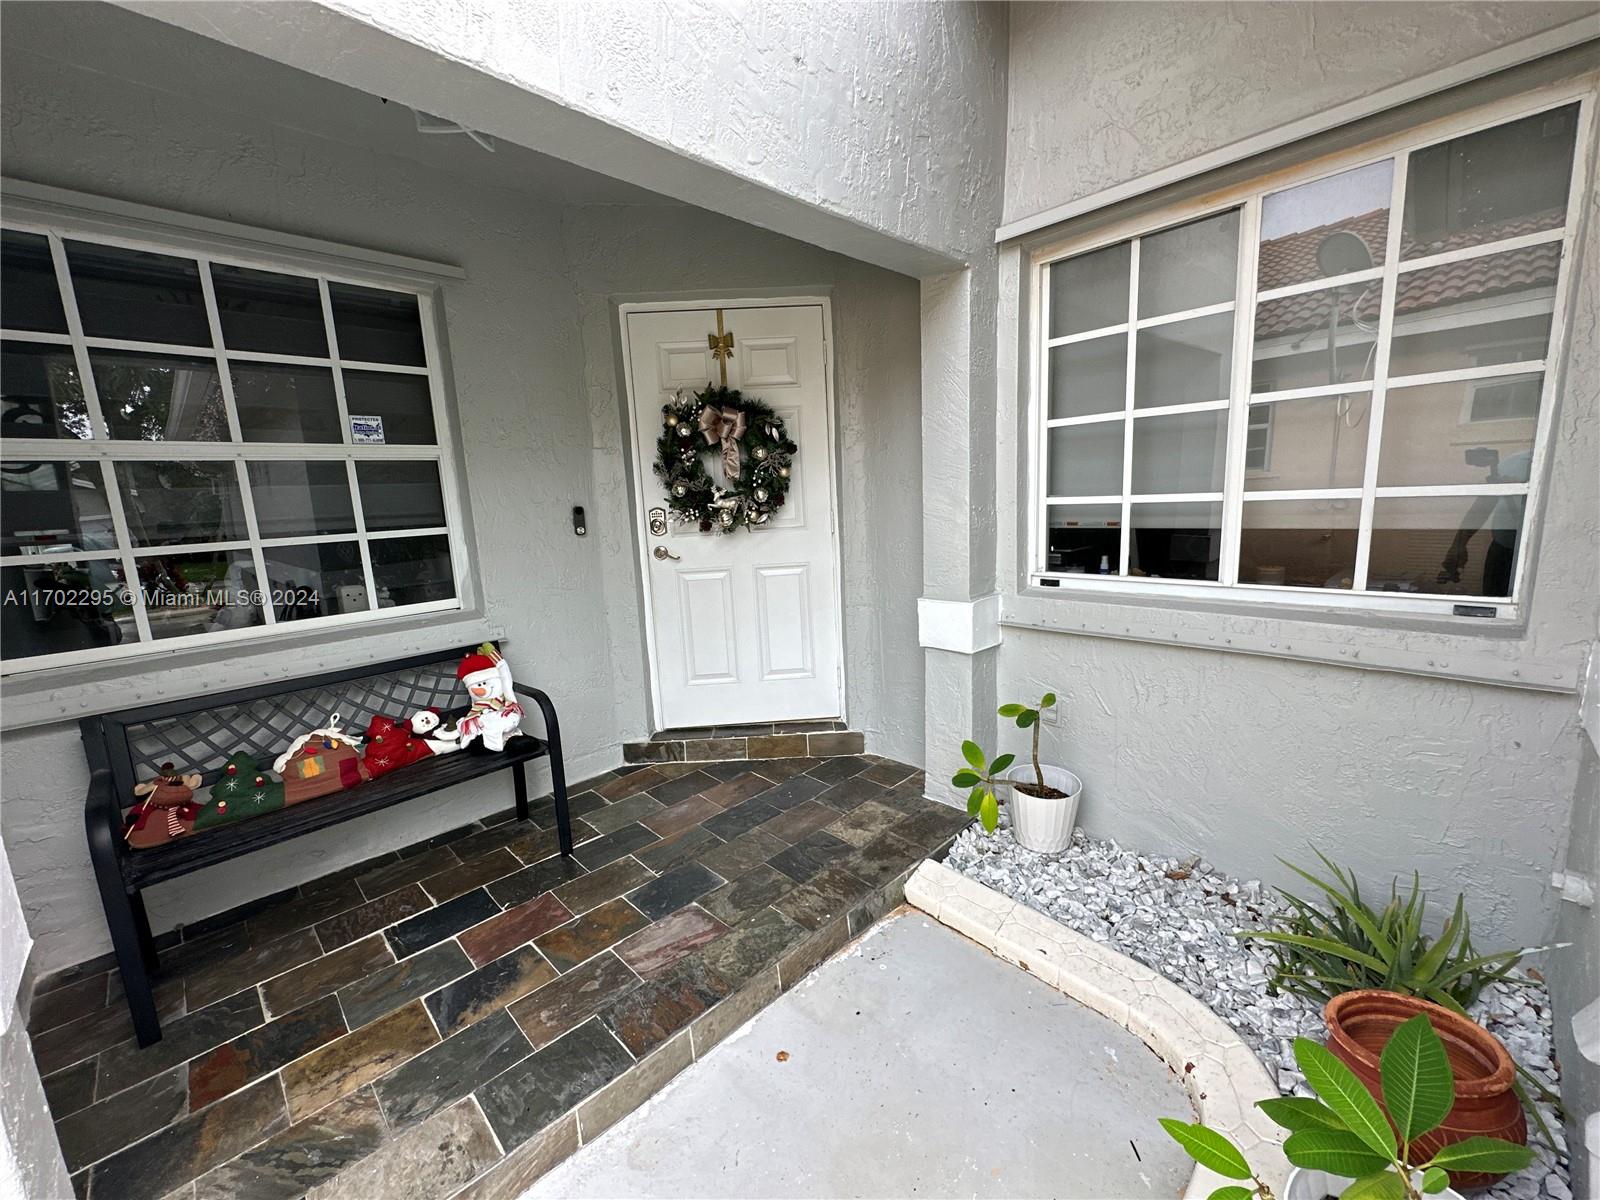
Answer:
[698,404,747,480]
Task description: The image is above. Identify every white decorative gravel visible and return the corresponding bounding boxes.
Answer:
[944,821,1570,1200]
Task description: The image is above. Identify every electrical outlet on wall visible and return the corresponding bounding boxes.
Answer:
[1038,699,1059,725]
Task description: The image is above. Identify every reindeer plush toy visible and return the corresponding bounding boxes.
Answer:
[125,763,202,848]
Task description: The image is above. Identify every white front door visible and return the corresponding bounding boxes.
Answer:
[624,303,842,729]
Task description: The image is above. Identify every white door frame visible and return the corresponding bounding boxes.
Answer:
[618,295,847,732]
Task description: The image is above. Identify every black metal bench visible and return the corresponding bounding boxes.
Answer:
[79,645,571,1047]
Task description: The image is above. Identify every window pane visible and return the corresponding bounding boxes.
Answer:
[1133,313,1233,408]
[1377,377,1538,489]
[1242,396,1368,491]
[1239,498,1358,589]
[262,542,367,620]
[1,558,135,660]
[1046,422,1123,497]
[115,460,248,547]
[64,241,211,346]
[1403,104,1578,258]
[211,264,328,357]
[1,230,68,334]
[1259,160,1393,289]
[1048,242,1129,338]
[1128,502,1222,581]
[247,461,356,538]
[140,550,262,639]
[355,460,446,530]
[2,343,90,439]
[231,363,341,443]
[371,534,455,606]
[330,283,426,366]
[342,371,438,444]
[1045,504,1120,575]
[1252,284,1380,392]
[1368,495,1522,598]
[1,459,115,555]
[1387,245,1555,378]
[1048,334,1125,420]
[1138,211,1238,317]
[1130,410,1226,495]
[90,351,228,442]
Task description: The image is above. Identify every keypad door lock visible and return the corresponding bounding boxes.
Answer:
[647,507,668,537]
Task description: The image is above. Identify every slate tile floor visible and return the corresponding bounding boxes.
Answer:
[27,754,965,1200]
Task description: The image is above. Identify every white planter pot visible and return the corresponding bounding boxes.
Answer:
[1003,763,1081,853]
[1284,1168,1463,1200]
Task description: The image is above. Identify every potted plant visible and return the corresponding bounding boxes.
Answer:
[1160,1015,1533,1200]
[951,692,1081,853]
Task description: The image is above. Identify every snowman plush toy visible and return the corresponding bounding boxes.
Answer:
[455,643,531,753]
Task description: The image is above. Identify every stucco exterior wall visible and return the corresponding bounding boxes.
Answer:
[1551,730,1599,1196]
[0,6,924,975]
[1003,1,1599,227]
[993,11,1600,950]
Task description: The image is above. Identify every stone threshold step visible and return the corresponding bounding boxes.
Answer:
[624,727,863,764]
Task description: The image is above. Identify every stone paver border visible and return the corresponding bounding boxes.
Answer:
[905,858,1288,1198]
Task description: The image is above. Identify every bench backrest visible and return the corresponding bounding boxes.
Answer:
[82,648,472,805]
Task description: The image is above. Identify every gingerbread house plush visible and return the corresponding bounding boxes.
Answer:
[273,715,369,804]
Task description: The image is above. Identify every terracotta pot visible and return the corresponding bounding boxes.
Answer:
[1323,990,1525,1191]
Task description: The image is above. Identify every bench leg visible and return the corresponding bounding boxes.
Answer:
[512,760,530,823]
[548,754,573,858]
[98,880,162,1047]
[129,890,160,975]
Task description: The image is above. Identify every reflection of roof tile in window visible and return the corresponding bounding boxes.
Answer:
[1255,209,1562,340]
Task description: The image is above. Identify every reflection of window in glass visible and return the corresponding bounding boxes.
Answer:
[1259,161,1393,290]
[1379,380,1538,489]
[92,352,228,442]
[1388,245,1555,378]
[1,459,114,555]
[1245,407,1272,473]
[115,461,248,547]
[1403,104,1578,256]
[1,343,89,439]
[1467,376,1542,423]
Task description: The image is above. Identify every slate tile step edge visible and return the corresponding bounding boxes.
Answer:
[623,729,867,763]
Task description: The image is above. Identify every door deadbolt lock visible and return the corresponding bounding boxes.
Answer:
[653,546,681,561]
[647,507,668,537]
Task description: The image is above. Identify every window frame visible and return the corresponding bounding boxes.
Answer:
[1024,82,1594,621]
[0,205,470,675]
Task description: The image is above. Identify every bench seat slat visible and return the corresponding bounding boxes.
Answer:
[122,739,550,888]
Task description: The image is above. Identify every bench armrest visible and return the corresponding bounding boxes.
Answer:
[512,682,560,745]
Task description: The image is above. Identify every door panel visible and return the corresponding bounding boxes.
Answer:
[626,304,841,727]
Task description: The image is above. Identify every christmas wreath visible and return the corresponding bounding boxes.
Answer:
[653,384,797,533]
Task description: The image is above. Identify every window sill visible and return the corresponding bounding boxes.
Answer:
[0,611,504,732]
[1003,586,1576,693]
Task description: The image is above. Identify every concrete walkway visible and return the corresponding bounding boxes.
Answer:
[526,911,1193,1199]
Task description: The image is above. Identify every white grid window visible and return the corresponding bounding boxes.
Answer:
[1031,94,1589,617]
[0,221,466,673]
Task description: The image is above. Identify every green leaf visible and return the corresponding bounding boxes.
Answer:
[1420,1167,1449,1194]
[1281,1129,1393,1179]
[997,703,1025,718]
[951,770,981,788]
[1256,1096,1347,1132]
[966,786,984,817]
[1016,710,1037,729]
[1379,1014,1452,1142]
[1208,1189,1254,1200]
[1338,1169,1407,1200]
[978,791,999,833]
[1423,1135,1536,1175]
[1157,1119,1252,1180]
[1243,931,1391,974]
[989,753,1016,775]
[1040,692,1057,708]
[1295,1039,1398,1160]
[961,741,986,770]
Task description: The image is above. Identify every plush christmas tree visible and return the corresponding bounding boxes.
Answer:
[192,752,285,831]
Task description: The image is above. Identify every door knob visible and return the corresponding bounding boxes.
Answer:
[653,546,681,561]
